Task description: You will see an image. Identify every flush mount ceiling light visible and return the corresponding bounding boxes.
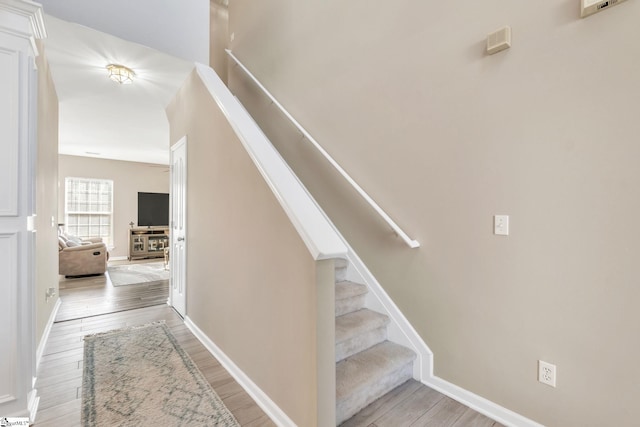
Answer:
[106,64,135,84]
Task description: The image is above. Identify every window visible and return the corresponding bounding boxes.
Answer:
[65,177,114,246]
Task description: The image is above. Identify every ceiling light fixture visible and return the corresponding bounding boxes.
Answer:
[106,64,135,84]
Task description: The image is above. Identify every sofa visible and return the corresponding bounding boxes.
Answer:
[58,233,109,277]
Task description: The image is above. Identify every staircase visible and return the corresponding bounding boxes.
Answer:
[335,259,416,425]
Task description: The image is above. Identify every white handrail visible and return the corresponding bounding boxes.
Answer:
[225,50,420,249]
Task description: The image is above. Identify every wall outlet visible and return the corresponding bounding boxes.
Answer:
[538,360,557,387]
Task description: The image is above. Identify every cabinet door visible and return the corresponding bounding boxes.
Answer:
[132,235,146,253]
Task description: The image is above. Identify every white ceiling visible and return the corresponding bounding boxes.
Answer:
[43,15,197,165]
[38,0,209,65]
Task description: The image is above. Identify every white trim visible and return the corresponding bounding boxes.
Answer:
[35,297,60,371]
[184,316,296,427]
[194,63,347,261]
[169,136,187,317]
[425,376,545,427]
[27,388,39,423]
[0,0,47,40]
[108,255,127,261]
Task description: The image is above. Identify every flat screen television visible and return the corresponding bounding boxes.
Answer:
[138,192,169,227]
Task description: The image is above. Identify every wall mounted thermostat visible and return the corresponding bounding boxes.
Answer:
[581,0,628,17]
[486,26,512,55]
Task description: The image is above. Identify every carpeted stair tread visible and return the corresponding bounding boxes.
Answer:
[336,281,367,301]
[336,309,390,362]
[335,281,368,316]
[336,341,416,423]
[336,309,389,344]
[335,258,349,282]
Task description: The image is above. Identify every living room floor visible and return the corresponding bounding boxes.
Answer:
[55,259,169,322]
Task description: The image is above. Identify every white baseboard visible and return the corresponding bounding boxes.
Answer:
[28,387,40,423]
[425,376,544,427]
[108,255,128,261]
[36,297,61,371]
[184,316,296,427]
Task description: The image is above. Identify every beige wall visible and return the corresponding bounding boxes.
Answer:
[166,70,331,426]
[58,155,169,259]
[210,0,229,84]
[35,41,60,343]
[226,1,640,426]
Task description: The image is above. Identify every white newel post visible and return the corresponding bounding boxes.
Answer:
[0,0,46,420]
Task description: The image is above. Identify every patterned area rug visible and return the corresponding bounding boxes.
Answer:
[108,261,170,287]
[82,322,240,426]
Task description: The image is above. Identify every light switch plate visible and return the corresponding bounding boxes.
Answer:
[494,215,509,236]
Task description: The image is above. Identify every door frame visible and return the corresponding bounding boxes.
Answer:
[169,136,187,316]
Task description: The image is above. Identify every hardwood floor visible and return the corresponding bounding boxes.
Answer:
[40,267,502,426]
[340,380,503,427]
[35,272,275,426]
[56,262,169,322]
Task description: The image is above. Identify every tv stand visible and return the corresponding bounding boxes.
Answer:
[128,226,169,261]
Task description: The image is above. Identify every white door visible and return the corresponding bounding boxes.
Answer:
[170,136,187,317]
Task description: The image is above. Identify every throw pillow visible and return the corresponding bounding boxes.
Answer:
[67,235,83,244]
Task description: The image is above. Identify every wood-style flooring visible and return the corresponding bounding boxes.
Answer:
[35,304,275,426]
[56,263,169,322]
[38,266,503,426]
[341,380,503,427]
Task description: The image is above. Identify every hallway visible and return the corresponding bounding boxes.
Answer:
[34,272,503,426]
[34,277,274,426]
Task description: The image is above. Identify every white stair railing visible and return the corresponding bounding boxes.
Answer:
[225,50,420,249]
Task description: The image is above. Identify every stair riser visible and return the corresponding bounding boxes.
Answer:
[336,326,387,362]
[335,266,348,282]
[337,362,414,425]
[335,259,348,282]
[336,294,366,316]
